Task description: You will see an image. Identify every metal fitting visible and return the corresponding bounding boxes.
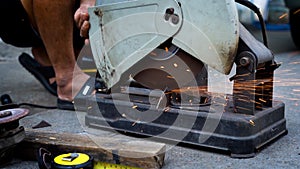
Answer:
[240,57,251,66]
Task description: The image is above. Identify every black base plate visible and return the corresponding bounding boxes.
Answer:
[79,91,287,158]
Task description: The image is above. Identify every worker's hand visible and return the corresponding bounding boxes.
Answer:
[74,0,95,38]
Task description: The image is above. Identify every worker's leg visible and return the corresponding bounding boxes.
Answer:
[21,0,89,101]
[31,46,51,67]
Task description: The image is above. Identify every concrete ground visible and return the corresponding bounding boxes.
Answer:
[1,25,300,169]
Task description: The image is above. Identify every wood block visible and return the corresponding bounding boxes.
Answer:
[16,110,166,169]
[16,129,165,169]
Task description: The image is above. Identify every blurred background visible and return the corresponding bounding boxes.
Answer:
[237,0,300,51]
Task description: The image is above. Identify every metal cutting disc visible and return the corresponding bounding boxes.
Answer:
[133,43,205,90]
[0,108,29,124]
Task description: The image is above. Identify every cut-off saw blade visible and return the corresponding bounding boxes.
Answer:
[0,108,29,124]
[133,44,205,91]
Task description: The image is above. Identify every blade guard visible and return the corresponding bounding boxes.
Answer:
[89,0,239,88]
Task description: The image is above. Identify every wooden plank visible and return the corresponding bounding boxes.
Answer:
[16,129,166,169]
[16,110,166,168]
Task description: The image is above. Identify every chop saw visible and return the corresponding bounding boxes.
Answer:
[76,0,287,158]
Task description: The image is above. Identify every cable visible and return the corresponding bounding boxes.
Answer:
[18,103,57,109]
[1,94,57,110]
[235,0,269,47]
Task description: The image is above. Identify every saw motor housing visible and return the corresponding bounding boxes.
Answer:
[89,0,239,89]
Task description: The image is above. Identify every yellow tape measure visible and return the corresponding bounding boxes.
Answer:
[52,153,93,169]
[52,153,140,169]
[94,161,140,169]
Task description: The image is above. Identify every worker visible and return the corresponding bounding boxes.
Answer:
[0,0,96,110]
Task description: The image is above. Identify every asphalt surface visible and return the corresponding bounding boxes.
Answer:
[1,25,300,169]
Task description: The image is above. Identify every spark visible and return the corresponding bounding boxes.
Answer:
[279,13,288,20]
[165,47,169,53]
[259,98,267,103]
[83,69,97,73]
[49,137,57,140]
[283,97,300,101]
[171,86,208,93]
[132,120,140,127]
[164,107,170,112]
[150,52,157,56]
[249,120,255,127]
[294,9,300,14]
[289,62,300,65]
[167,75,175,79]
[235,106,251,112]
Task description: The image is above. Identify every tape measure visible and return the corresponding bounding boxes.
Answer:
[51,153,140,169]
[51,153,93,169]
[93,162,140,169]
